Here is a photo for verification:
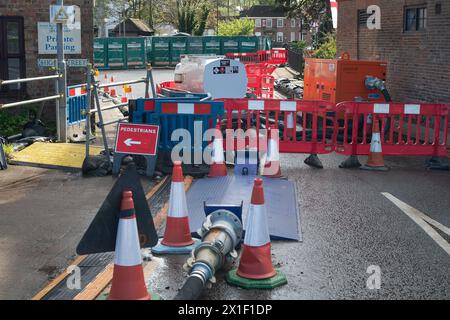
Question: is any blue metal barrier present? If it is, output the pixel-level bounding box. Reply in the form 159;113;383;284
67;84;87;125
131;99;225;155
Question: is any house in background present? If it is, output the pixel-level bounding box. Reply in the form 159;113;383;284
240;5;309;46
110;18;154;37
336;0;449;103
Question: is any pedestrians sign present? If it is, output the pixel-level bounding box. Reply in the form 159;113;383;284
114;123;159;156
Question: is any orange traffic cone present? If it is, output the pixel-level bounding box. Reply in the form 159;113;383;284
262;126;282;178
107;191;152;300
104;73;108;82
227;178;287;289
208;124;227;177
151;161;200;254
360;117;389;171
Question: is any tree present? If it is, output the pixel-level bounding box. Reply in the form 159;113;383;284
218;18;254;36
176;0;211;35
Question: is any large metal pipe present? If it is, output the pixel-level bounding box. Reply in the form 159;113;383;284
174;209;243;300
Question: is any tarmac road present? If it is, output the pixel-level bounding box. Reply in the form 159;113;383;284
147;153;450;300
0;69;448;299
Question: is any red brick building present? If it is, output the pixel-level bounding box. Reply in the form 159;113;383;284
0;0;93;101
336;0;450;103
240;5;309;46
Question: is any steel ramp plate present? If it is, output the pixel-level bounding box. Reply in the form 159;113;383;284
10;142;102;170
186;176;301;241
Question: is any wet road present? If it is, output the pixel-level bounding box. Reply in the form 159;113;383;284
148;154;450;300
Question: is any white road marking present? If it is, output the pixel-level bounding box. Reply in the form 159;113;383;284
382;192;450;256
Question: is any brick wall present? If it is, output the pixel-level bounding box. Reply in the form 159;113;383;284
0;0;93;100
337;0;450;103
253;17;305;45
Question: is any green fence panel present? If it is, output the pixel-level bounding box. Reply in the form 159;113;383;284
203;36;221;55
94;38;108;69
221;37;240;55
126;37;146;69
151;37;171;66
239;36;258;53
187;36;204;55
145;37;152;65
170;37;188;66
107;38;126;69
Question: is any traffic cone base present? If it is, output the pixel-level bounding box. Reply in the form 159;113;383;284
108;265;150;300
263;160;282;178
236;243;276;279
208;161;227;177
152;237;201;255
227;268;287;290
161;216;194;247
98;290;161;300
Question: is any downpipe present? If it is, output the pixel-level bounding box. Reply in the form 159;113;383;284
174;209;243;300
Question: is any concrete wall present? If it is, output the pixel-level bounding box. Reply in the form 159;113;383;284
337;0;450;103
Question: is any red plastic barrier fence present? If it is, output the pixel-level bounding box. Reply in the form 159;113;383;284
225;49;287;65
245;63;277;98
335;102;450;157
219;98;336;154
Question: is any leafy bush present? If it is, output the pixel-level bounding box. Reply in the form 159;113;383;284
289;40;307;52
0;107;36;138
312;33;336;59
218;19;255;36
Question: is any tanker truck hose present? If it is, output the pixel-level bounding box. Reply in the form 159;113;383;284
174;275;207;300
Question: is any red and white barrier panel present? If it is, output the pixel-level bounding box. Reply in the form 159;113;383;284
335;102;450;157
68;86;87;97
160;102;212;115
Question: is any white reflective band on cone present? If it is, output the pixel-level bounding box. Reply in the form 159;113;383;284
244;204;271;246
370;133;382;153
266;137;280;161
114;218;142;266
168;182;188;218
213;137;225;163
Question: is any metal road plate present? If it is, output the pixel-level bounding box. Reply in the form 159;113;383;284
186;176;301;241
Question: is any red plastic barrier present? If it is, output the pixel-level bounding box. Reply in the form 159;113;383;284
335;102;450;157
245;63;277;98
269;48;287;65
219;98;336;154
225;49;287;65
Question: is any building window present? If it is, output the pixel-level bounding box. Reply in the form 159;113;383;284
255;18;261;28
0;16;25;93
277;32;283;43
266;19;272;28
277;18;283;28
358;10;369;27
262;19;266;27
255;32;261;37
291;19;296;28
405;6;427;31
290;32;295;42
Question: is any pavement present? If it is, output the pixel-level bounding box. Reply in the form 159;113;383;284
0;69;449;300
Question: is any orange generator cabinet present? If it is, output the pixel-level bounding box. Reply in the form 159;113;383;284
303;53;387;103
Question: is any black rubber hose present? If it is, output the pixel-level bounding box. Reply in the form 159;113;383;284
173;276;206;300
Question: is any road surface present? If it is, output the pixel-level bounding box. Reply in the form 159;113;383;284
0;69;448;299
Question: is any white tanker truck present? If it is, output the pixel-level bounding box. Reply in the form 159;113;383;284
172;55;248;99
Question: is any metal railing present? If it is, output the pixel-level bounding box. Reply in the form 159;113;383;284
0;69;65;141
